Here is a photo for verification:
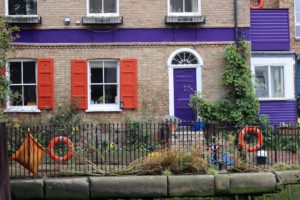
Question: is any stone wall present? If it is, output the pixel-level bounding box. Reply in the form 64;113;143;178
10;171;300;200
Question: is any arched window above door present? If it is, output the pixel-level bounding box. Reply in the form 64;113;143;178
171;51;198;65
168;48;203;66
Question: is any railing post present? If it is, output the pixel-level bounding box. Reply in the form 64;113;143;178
0;122;11;200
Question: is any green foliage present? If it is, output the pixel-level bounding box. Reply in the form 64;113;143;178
0;18;18;122
189;40;259;124
49;101;82;127
125;120;150;151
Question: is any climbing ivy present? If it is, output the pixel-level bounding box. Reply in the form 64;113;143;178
0;18;18;121
189;40;259;124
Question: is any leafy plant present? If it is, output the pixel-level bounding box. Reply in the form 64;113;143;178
0;19;18;122
189;40;259;124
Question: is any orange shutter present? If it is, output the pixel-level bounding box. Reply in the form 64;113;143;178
38;59;54;110
0;67;6;108
71;60;87;110
120;59;138;110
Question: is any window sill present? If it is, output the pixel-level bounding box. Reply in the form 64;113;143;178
5;107;41;113
258;98;295;101
165;15;205;24
4;15;41;24
86;108;122;112
82;16;123;25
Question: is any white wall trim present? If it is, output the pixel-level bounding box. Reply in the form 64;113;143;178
251;56;295;100
168;48;203;116
167;0;201;16
87;0;119;16
87;59;120;112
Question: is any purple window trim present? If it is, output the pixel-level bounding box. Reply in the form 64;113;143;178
13;28;250;44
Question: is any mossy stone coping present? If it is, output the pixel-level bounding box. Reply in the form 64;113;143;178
11;171;300;200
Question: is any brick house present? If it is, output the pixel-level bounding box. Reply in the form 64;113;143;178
9;0;300;125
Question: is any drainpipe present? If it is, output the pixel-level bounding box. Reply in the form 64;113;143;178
234;0;239;45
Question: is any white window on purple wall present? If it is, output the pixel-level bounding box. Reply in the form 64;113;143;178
169;0;201;16
88;0;119;16
251;56;295;101
295;0;300;38
6;0;37;15
255;66;284;98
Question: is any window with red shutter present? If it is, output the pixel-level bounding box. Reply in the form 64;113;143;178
38;59;54;110
120;59;138;110
87;60;120;112
0;67;6;108
6;59;41;112
71;60;88;110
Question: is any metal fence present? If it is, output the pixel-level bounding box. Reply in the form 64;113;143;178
6;121;300;178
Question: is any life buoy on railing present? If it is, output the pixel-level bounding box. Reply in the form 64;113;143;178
48;136;75;161
238;126;263;152
250;0;264;9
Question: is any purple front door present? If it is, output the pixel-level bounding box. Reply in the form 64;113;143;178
174;68;196;121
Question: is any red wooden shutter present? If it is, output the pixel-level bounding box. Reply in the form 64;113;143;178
120;59;138;110
71;60;87;110
0;67;6;108
38;59;54;110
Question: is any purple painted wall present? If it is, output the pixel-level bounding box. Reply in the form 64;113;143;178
13;28;250;43
251;9;290;51
259;101;297;125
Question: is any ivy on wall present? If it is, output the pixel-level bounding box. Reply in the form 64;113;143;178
0;18;18;121
189;40;259;124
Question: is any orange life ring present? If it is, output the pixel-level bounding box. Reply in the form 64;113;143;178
250;0;264;9
239;126;263;152
48;136;74;161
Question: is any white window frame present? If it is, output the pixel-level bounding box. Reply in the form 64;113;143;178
86;59;121;112
5;0;38;17
251;56;295;101
5;59;40;113
87;0;119;17
295;0;300;39
168;0;201;16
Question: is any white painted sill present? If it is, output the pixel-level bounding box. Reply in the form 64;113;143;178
5;106;41;113
258;98;295;101
86;109;122;112
86;105;122;112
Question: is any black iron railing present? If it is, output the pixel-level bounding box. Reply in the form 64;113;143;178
6;122;300;178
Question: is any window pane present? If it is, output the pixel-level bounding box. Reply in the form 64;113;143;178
9;62;22;84
104;66;117;83
185;0;198;12
26;0;37;15
10;86;22;106
170;0;183;12
296;26;300;38
90;0;102;13
23;61;36;83
9;0;37;15
255;67;269;98
91;85;103;104
105;85;117;103
271;66;284;98
24;85;36;106
91;68;103;83
296;12;300;23
104;0;116;13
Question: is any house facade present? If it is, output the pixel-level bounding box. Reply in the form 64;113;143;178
0;0;251;123
249;0;298;124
